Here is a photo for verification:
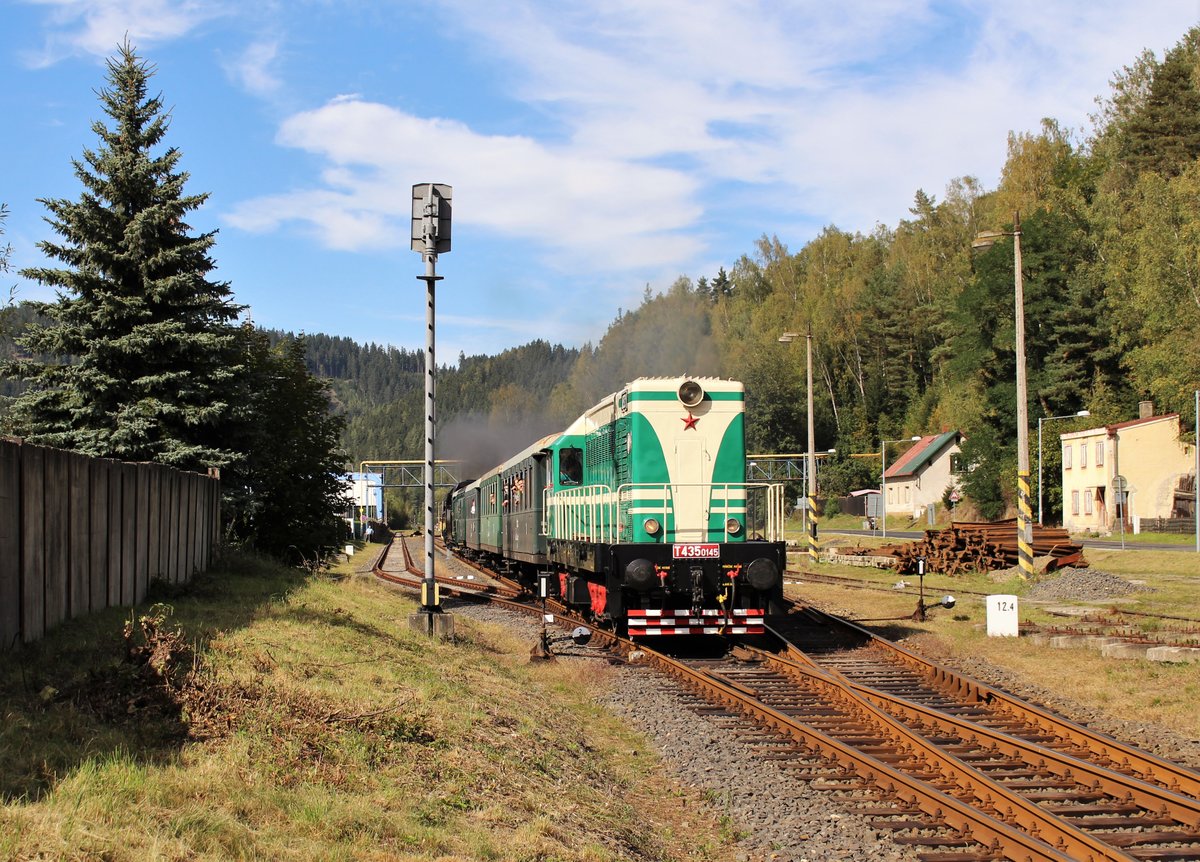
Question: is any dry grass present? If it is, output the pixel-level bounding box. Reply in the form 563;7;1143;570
787;545;1200;739
0;548;741;861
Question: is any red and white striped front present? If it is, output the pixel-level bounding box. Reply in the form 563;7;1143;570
626;608;765;636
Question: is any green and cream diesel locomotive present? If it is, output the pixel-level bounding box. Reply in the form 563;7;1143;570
442;377;787;636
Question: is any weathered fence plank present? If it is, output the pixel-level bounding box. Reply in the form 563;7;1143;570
135;463;150;598
68;451;90;618
146;464;161;583
21;445;46;643
157;466;171;583
106;460;123;607
183;473;196;580
0;440;21;650
44;446;69;630
89;459;109;612
121;464;137;605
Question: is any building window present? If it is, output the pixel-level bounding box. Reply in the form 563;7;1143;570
950;453;965;475
904;486;910;504
1071;490;1080;515
1064;445;1072;469
1079;442;1087;468
1084;492;1093;515
1095;442;1104;466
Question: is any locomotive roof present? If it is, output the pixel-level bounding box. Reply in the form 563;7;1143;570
462;377;745;486
625;376;741;388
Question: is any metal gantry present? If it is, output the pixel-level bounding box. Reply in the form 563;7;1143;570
359;460;462;490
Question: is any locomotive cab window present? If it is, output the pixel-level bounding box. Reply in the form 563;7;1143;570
559;447;583;486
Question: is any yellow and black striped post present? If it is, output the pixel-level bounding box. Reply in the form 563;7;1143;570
807;495;819;564
1017;470;1034;579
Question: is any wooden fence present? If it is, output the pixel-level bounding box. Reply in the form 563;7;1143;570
0;437;221;650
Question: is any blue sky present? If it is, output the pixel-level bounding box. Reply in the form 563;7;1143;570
3;1;1198;362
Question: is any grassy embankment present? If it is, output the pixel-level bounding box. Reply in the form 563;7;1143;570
0;548;742;862
792;521;1200;740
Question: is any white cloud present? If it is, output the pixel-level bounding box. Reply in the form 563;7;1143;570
223;38;281;97
227;97;705;269
228;0;1200;279
21;0;225;66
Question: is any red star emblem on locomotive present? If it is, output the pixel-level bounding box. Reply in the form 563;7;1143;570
681;412;699;430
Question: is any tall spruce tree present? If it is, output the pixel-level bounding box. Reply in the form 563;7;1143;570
7;43;241;470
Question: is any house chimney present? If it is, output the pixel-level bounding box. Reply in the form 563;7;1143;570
1138;400;1154;419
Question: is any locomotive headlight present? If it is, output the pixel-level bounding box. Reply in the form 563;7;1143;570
746;557;779;591
725;517;742;536
677;379;704;408
643;517;661;536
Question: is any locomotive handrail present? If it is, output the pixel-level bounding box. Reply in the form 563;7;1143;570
542;484;616;542
541;481;786;543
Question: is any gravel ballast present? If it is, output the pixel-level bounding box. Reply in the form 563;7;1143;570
1026;567;1152;601
452;601;921;862
404;546;1200;860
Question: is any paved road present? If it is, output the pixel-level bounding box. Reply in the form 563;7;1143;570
827;528;1198;553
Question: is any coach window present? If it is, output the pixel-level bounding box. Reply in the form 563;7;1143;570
559;448;583;486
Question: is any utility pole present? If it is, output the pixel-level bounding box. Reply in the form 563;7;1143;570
1012;212;1033;580
805;333;817;564
972;212;1033;579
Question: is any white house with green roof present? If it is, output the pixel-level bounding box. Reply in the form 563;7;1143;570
883;431;965;518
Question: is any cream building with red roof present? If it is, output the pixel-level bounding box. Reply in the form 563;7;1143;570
1060;406;1195;534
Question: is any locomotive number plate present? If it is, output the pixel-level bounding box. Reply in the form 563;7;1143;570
672;543;719;559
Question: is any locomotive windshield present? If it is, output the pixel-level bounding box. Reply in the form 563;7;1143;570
558;447;582;486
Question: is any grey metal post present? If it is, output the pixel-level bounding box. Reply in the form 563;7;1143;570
421;247;438;608
1037;417;1044;527
880;442;888;540
411;183;451;616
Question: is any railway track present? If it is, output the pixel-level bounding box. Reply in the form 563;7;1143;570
374;538;1200;861
373;534;522;599
787;568;1200;646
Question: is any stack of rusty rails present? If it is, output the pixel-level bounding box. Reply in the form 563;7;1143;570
884;519;1086;575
